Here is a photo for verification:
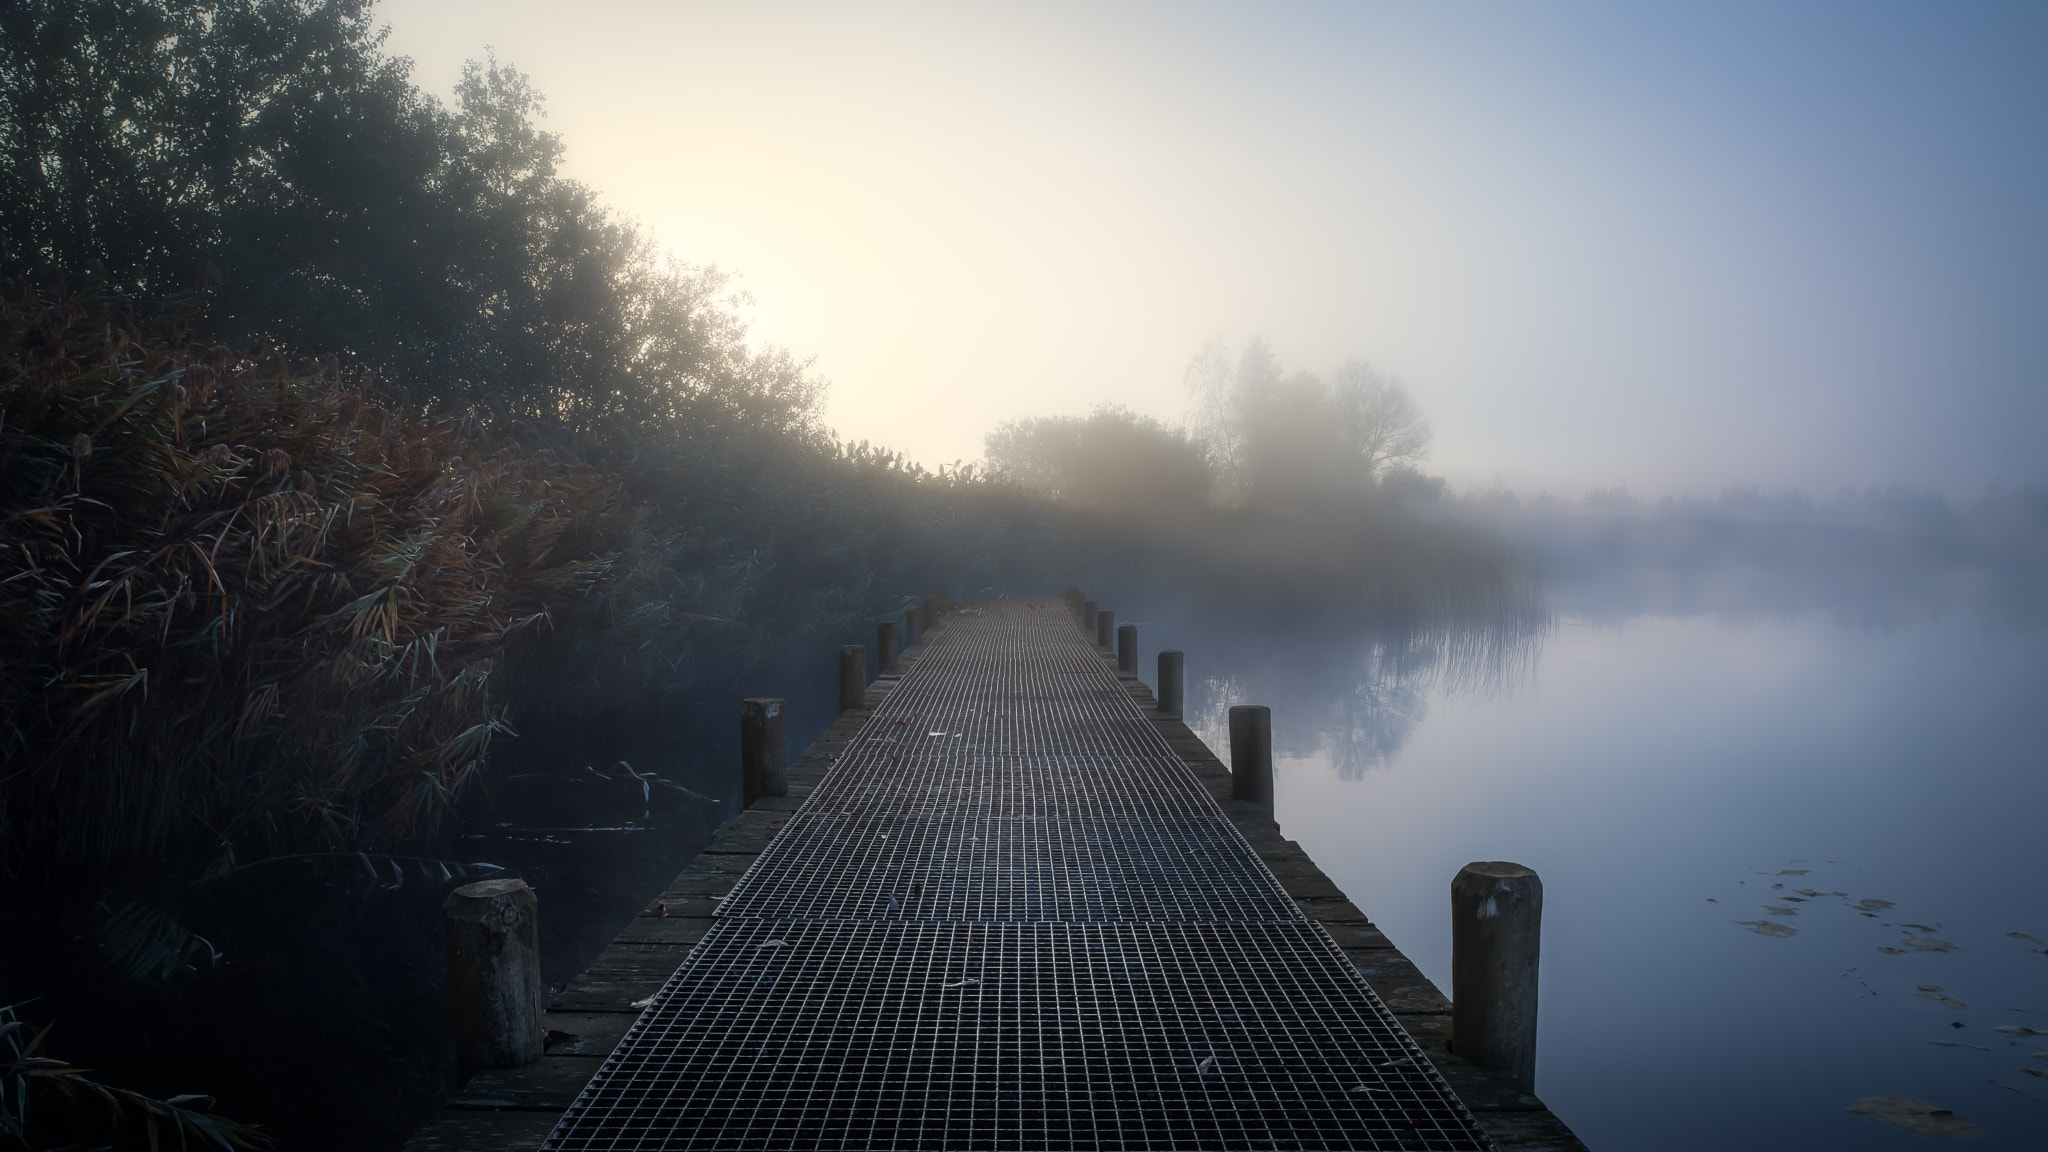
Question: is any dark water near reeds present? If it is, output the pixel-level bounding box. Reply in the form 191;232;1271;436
1126;573;2048;1148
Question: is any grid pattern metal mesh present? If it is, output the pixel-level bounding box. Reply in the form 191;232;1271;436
546;601;1491;1151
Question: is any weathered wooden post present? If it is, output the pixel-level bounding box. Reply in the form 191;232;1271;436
1096;608;1114;649
740;697;787;804
902;609;916;645
1116;623;1138;674
1451;861;1543;1092
1158;651;1184;717
1062;584;1082;612
839;645;866;713
877;620;898;674
1228;705;1273;807
1081;600;1097;632
444;878;544;1081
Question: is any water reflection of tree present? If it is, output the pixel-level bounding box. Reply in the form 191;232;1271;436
1187;608;1546;779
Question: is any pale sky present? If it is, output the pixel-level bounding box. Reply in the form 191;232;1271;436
375;0;2048;498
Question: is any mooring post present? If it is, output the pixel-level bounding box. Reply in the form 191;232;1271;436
1228;705;1274;807
740;698;787;803
1096;609;1114;649
1116;623;1138;674
877;620;898;674
1081;600;1097;633
902;609;915;645
839;645;866;713
1158;651;1184;717
1451;861;1543;1092
444;878;544;1081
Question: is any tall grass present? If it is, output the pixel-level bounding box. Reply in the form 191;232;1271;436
0;268;644;881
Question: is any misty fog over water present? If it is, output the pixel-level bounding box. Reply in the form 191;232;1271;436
1119;498;2048;1149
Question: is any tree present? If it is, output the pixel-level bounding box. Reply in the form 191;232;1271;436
0;0;817;436
1185;338;1431;508
985;405;1212;510
1329;359;1430;477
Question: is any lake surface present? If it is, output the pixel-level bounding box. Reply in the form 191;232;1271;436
1132;594;2048;1149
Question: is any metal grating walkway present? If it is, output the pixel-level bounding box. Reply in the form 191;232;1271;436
544;600;1492;1151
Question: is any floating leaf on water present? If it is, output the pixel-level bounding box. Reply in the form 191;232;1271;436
1845;1093;1981;1137
2008;932;2046;945
1778;869;1810;876
1915;985;1969;1011
2031;1051;2048;1059
2025;1068;2048;1080
1995;1026;2048;1037
1794;889;1822;897
1904;935;1962;953
1764;906;1798;917
1902;923;1940;933
1735;920;1798;938
1856;898;1897;912
1927;1041;1959;1048
1877;947;1909;956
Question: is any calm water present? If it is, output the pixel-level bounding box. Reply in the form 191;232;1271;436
1133;598;2048;1148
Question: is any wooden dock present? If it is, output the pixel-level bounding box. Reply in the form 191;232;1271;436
404;597;1586;1151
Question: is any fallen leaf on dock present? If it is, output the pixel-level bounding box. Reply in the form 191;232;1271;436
941;978;981;989
1375;1056;1416;1068
756;939;786;948
1845;1093;1980;1137
1195;1055;1216;1075
629;996;655;1009
1347;1083;1386;1094
1735;920;1798;938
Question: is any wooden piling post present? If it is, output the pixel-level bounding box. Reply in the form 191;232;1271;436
741;698;787;803
1081;600;1097;632
1451;861;1543;1092
444;878;544;1081
839;645;866;713
1116;623;1137;674
1228;705;1273;807
1158;651;1184;717
1096;608;1114;649
903;609;915;645
877;620;898;674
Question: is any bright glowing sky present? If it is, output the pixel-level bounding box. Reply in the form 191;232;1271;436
375;0;2047;498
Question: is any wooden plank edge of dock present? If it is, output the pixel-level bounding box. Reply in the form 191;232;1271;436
401;599;1590;1152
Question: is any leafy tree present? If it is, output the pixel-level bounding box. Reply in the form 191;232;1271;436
1184;337;1430;508
0;0;816;434
985;405;1212;510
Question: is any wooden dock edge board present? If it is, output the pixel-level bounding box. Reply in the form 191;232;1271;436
402;600;1590;1151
